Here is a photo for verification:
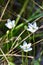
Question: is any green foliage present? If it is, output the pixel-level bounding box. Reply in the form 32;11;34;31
0;0;43;65
8;62;15;65
32;60;40;65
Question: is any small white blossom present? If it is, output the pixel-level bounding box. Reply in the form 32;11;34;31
20;41;32;52
5;19;15;29
27;22;38;33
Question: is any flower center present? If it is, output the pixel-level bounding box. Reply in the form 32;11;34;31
25;46;28;50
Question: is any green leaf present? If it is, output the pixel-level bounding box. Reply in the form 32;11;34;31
8;62;15;65
34;60;40;65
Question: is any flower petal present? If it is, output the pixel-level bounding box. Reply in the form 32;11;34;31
28;23;33;29
5;22;12;29
28;48;32;51
5;19;16;29
12;20;15;27
23;41;27;46
27;43;32;48
7;19;11;23
24;49;29;52
27;28;32;32
33;22;37;27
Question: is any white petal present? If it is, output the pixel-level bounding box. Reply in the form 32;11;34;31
33;22;37;27
24;49;29;52
5;22;12;29
27;28;32;32
28;23;33;29
36;27;38;30
27;43;31;48
30;29;36;33
5;19;16;29
23;41;27;46
32;22;38;30
31;27;38;33
28;48;32;51
20;41;27;50
27;27;35;33
23;47;32;52
12;20;15;27
27;27;38;33
7;19;11;23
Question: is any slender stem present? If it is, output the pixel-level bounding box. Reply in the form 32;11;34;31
32;38;43;46
25;52;28;65
15;0;29;25
10;30;13;49
20;33;32;44
22;51;24;65
0;53;34;59
7;31;9;52
32;0;43;10
1;39;43;62
0;48;9;63
11;30;25;49
0;0;11;21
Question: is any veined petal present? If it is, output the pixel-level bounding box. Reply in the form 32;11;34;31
28;23;33;28
27;22;38;33
32;22;38;30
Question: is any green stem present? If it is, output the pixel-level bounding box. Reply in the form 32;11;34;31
11;30;13;49
25;52;28;65
7;31;9;52
15;0;29;25
22;51;24;65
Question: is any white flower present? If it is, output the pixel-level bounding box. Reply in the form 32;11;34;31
5;19;15;29
27;22;38;33
20;41;32;52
